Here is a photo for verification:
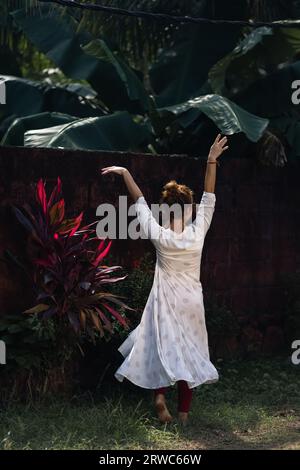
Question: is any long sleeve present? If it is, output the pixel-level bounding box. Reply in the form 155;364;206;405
194;191;216;237
134;196;161;241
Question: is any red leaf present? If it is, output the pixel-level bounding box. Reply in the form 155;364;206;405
69;212;84;236
96;239;105;254
94;307;113;333
48;177;62;209
93;240;112;267
36;179;47;214
49;199;65;226
56;212;83;236
102;302;128;328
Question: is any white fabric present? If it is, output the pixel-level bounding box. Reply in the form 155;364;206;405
114;191;219;389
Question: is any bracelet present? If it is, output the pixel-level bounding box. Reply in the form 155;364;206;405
207;159;220;167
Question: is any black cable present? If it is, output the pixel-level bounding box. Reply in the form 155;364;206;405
38;0;300;28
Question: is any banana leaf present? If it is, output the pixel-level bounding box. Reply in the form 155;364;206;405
161;94;269;142
0;75;103;123
0;75;44;118
64;83;97;100
149;23;242;107
209;26;300;97
1;111;76;146
82;39;149;110
24;111;153;151
206;26;300;155
229;60;300;118
12;5;148;113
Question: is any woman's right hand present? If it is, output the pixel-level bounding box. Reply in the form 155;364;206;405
101;166;143;202
101;166;128;176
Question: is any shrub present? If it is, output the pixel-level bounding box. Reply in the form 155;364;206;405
110;253;155;339
1;177;131;398
9;177;132;338
204;292;241;359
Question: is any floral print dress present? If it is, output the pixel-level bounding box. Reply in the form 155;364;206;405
115;191;219;389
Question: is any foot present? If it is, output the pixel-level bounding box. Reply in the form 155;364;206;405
178;412;189;426
155;394;173;424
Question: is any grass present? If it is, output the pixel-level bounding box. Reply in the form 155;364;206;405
0;358;299;450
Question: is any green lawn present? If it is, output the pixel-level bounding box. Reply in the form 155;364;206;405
1;358;299;450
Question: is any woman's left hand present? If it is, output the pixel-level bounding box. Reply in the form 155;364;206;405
101;166;128;176
208;134;229;162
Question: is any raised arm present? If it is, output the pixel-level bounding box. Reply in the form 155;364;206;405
194;134;229;235
101;166;143;202
101;165;161;241
204;134;228;193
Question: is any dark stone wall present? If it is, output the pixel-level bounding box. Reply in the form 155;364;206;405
0;145;299;328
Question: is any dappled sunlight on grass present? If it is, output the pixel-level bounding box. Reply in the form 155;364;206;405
0;358;299;450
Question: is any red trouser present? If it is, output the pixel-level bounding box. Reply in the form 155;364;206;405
154;380;193;413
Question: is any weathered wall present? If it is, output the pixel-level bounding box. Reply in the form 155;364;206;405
0;145;299;327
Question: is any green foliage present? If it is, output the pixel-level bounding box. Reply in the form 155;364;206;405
205;295;240;338
0;313;58;372
110;253;155;338
23;112;153;151
7;3;271;155
10;177;131;339
1;112;76;146
150;23;241;107
0;311;77;400
2;1;300;163
0;74;104;140
161;94;268;143
82;38;150;111
208;26;300;98
71;0;209;66
0;177;131;398
12;5;147;113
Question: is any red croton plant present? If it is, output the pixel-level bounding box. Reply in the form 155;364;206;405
13;177;131;341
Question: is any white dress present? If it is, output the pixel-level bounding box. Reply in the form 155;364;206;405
114;191;219;389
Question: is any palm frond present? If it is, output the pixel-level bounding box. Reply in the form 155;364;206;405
1;1;39;43
73;0;210;66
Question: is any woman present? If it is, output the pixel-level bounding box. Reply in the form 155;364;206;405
101;134;228;425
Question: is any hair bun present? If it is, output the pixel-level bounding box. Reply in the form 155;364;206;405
160;180;194;207
163;180;179;199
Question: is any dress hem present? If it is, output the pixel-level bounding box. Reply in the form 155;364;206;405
114;371;219;390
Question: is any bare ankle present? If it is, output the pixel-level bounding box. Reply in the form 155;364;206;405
155;396;172;423
155;393;165;403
